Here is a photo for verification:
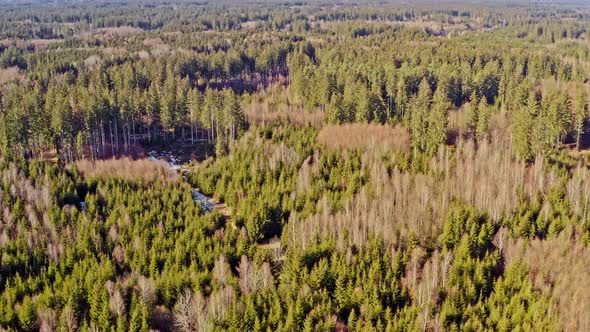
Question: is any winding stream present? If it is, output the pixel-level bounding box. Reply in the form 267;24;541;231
148;150;216;213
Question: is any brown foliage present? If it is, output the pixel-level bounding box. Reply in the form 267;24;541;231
0;39;62;51
72;158;177;181
0;66;23;85
173;289;210;332
246;95;324;128
143;37;171;55
208;286;235;321
317;123;410;152
404;249;452;331
237;255;274;295
503;229;590;332
536;78;585;100
95;26;143;36
136;275;156;311
212;254;231;287
566;165;590;221
285;136;556;251
0;166;57;259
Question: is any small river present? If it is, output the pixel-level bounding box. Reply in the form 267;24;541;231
148;150;216;213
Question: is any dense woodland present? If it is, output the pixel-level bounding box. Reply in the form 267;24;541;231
1;0;590;331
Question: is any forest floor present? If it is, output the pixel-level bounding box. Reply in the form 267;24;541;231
568;148;590;158
39;149;58;162
258;238;285;262
215;202;237;230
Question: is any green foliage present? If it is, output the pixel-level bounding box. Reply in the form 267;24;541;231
484;263;556;331
17;296;36;331
191;125;316;240
505;190;545;238
0;2;589;331
442;201;494;256
475;96;491;141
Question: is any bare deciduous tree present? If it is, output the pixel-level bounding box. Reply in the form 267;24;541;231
212;255;231;287
38;308;57;332
58;305;78;332
137;275;156;311
174;288;210;332
208;286;235;321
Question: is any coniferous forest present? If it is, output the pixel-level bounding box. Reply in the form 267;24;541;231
1;0;590;331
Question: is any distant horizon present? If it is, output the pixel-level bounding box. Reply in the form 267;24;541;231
0;1;589;331
0;0;588;6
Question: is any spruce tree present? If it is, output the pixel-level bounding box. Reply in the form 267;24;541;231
409;79;432;156
427;86;451;156
476;96;490;141
574;88;588;150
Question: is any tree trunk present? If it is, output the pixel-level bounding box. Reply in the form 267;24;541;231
90;134;95;161
122;123;127;154
109;121;115;158
132;119;137;146
101;120;106;158
114;117;119;156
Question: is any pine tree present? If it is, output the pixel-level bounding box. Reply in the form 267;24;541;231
128;295;143;332
465;91;479;138
187;88;203;144
318;71;337;111
18;297;37;332
355;85;371;123
175;77;190;141
409;79;432;156
369;91;387;124
222;89;245;141
426;86;451;156
326;94;346;124
574;87;588;150
342;77;358;122
160;77;177;140
512;91;538;161
384;66;398;120
98;290;113;331
89;284;104;325
146;84;159;142
202;88;219;142
476;97;490;141
396;75;408;119
534;91;571;155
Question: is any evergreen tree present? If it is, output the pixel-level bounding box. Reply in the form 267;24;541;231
476;96;491;141
355;85;371;123
18;297;37;332
574;87;588;150
188;88;203;143
512;91;538;161
160;77;177;140
426;86;451;156
409;79;432;156
222;89;246;141
326;94;346;125
465;91;479;138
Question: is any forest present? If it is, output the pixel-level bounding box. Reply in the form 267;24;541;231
0;0;590;331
